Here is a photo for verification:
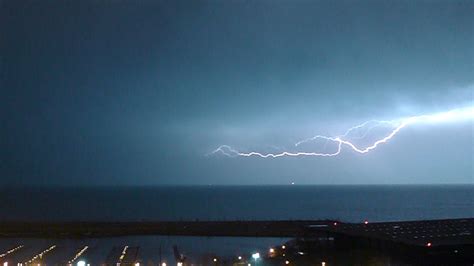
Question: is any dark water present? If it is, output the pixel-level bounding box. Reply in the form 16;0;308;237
0;185;472;222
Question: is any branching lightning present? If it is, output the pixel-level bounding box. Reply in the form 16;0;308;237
210;106;474;158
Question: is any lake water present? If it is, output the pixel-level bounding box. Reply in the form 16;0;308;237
0;185;472;222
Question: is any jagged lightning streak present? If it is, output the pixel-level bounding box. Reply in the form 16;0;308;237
294;120;398;147
210;106;474;158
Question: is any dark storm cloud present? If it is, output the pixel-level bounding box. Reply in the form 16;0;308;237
1;0;472;185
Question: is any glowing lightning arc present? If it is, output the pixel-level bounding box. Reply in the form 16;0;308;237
210;106;474;158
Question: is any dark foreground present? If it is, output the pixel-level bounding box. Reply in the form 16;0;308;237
0;218;473;265
0;220;320;238
1;218;472;246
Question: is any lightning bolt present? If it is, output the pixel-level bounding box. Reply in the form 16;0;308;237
210;106;474;158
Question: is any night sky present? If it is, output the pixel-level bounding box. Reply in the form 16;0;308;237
1;0;473;185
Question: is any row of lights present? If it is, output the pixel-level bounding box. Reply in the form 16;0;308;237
67;246;89;265
0;246;24;258
118;246;129;263
279;245;291;264
4;244;332;266
8;236;431;265
23;245;56;265
362;220;433;248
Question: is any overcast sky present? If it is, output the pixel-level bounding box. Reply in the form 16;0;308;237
1;0;473;185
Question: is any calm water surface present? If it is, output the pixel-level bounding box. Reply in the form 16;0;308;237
0;185;472;222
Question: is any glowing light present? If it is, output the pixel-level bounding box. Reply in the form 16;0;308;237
161;263;167;266
238;256;242;260
68;246;88;264
322;262;326;266
252;253;260;260
0;245;24;258
427;242;432;247
269;248;275;253
4;262;8;266
285;260;290;265
118;246;128;263
24;245;56;264
77;261;85;266
281;245;286;249
211;106;474;158
364;220;369;225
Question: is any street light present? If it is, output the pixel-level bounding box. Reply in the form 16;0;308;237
252;253;260;260
252;253;260;265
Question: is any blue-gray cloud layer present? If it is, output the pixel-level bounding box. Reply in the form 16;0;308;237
1;0;473;185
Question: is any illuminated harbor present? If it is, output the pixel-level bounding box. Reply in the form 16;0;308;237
0;218;472;265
